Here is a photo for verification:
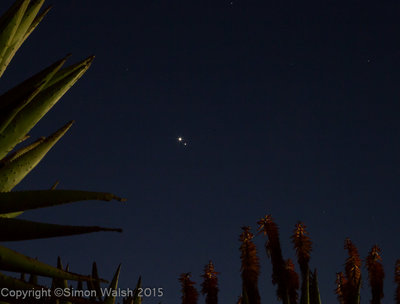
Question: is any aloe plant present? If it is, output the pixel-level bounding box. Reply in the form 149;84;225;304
179;216;400;304
179;273;199;304
292;223;312;304
201;260;219;304
366;245;384;304
257;215;290;304
0;0;127;299
343;239;362;304
239;226;261;304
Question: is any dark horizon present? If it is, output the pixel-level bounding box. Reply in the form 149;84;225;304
1;0;400;303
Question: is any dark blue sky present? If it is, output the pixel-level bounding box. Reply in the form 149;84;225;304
2;0;400;303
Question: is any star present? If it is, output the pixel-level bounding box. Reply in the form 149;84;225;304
177;137;183;142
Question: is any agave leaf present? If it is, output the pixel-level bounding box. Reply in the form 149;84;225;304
0;121;73;194
133;276;142;304
123;277;142;304
13;57;91;127
91;262;103;301
0;137;45;165
0;55;90;160
0;55;68;159
0;0;29;77
300;268;310;304
51;256;68;289
0;0;46;74
0;245;106;282
56;257;73;304
103;264;122;304
0;55;67;113
0;189;126;214
0;270;47;290
18;134;30;143
0;85;43;134
86;262;101;301
0;217;122;241
22;5;51;42
42;55;94;90
309;269;321;304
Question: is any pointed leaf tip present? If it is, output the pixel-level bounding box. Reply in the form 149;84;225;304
104;264;122;304
49;120;74;139
0;190;127;214
110;228;123;233
82;55;95;66
114;195;127;202
0;218;123;241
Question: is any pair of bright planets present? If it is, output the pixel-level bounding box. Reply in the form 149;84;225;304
177;137;188;146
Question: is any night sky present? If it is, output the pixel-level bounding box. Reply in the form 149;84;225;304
1;0;400;303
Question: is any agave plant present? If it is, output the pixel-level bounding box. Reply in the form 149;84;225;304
0;0;128;301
